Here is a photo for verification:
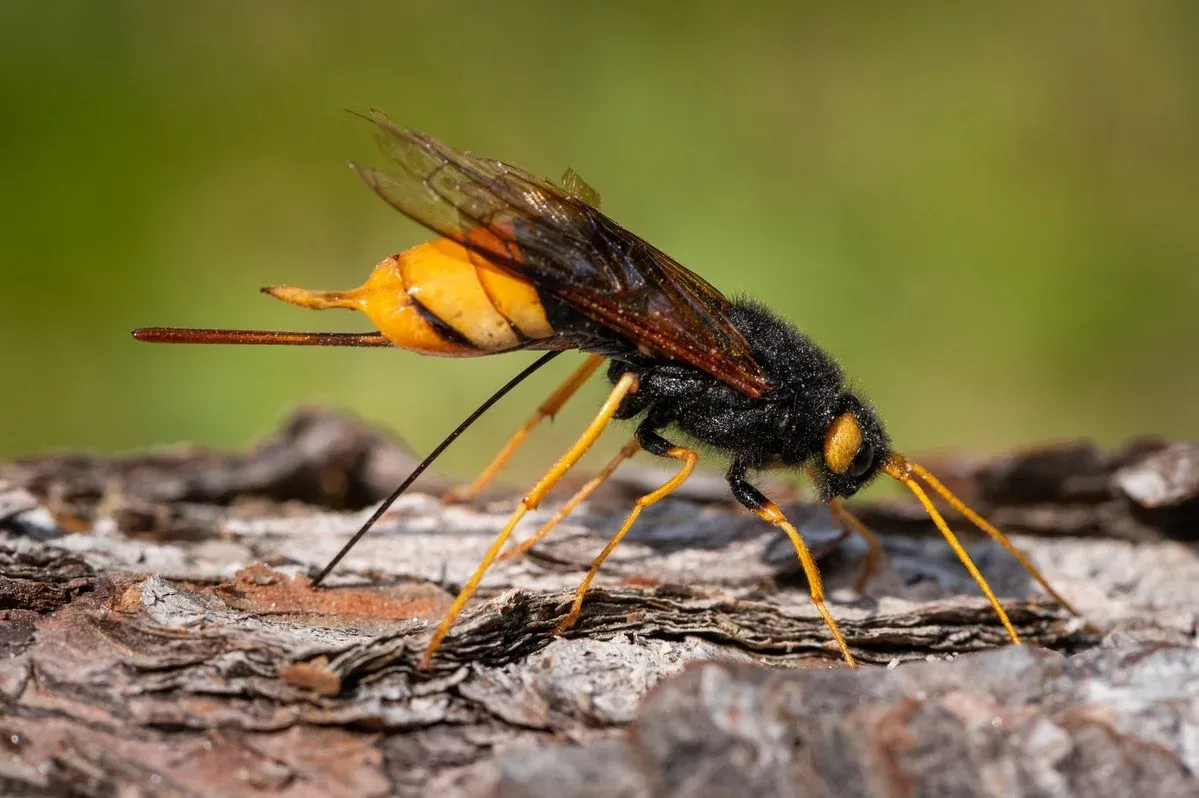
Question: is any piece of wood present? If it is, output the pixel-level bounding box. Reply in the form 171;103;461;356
1;409;1196;796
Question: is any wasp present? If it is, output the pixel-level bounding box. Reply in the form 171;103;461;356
134;109;1079;667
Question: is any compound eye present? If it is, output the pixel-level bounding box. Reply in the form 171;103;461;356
824;412;864;475
847;440;875;478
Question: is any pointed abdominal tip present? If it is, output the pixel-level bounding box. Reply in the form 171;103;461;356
262;284;360;311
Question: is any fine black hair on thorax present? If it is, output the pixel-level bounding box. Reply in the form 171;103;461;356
606;298;891;503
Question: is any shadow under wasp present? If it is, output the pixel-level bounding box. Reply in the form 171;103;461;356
134;109;1080;667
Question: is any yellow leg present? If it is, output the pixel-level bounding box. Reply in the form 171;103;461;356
422;372;638;667
553;445;698;635
803;465;884;595
500;438;641;562
902;458;1080;617
755;499;857;667
828;499;884;595
443;354;606;503
882;455;1021;645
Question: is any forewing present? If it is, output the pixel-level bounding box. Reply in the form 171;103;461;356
352;109;771;396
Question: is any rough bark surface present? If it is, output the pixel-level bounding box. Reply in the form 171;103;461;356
0;408;1196;797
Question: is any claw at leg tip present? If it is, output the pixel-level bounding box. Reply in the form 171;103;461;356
552;613;579;637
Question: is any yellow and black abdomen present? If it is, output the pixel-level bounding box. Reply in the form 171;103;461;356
265;238;556;356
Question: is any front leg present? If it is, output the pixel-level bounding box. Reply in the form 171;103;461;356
727;460;857;667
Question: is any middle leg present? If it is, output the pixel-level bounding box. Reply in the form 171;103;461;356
553;426;697;635
500;437;642;562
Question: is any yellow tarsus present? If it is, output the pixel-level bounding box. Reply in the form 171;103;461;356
553;446;698;635
756;501;857;667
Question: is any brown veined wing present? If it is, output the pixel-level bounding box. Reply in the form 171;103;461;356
350;109;772;398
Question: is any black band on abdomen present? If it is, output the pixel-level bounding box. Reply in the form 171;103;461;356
409;295;477;349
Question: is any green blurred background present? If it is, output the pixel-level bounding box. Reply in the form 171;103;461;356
2;2;1197;484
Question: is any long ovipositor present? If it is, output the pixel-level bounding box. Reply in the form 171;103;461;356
265;237;555;356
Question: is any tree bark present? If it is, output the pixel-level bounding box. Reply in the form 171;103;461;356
1;409;1196;796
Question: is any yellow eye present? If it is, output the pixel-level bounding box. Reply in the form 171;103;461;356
824;412;864;474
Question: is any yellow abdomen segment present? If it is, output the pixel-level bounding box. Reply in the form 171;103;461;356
264;238;554;356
